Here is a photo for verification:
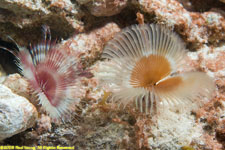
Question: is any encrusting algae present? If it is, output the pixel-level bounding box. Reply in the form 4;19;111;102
96;23;215;115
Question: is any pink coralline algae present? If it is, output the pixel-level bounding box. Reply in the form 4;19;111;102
59;22;121;66
134;0;225;49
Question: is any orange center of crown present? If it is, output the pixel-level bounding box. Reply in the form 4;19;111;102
155;76;182;92
130;54;172;90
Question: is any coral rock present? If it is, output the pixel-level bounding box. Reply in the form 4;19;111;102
36;114;52;134
78;0;128;17
148;110;203;149
197;45;225;91
133;0;225;49
3;73;30;99
0;0;84;45
60;22;121;66
0;84;38;141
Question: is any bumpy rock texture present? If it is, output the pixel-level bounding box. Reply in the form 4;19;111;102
132;0;225;50
0;0;225;149
0;0;84;45
77;0;129;17
0;84;37;141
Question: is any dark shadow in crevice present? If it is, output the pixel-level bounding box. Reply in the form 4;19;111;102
80;4;155;35
2;128;36;146
178;0;225;12
0;38;21;75
0;14;75;46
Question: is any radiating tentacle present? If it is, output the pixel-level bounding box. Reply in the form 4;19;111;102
96;24;215;115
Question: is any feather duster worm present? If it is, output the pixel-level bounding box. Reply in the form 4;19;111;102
97;24;215;114
6;26;90;119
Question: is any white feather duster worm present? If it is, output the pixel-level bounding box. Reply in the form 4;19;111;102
96;24;215;114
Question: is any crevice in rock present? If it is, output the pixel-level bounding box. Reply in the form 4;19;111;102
0;38;20;75
178;0;225;12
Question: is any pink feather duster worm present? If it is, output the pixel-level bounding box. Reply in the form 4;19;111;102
14;26;91;119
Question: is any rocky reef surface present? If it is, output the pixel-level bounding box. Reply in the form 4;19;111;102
0;0;225;149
